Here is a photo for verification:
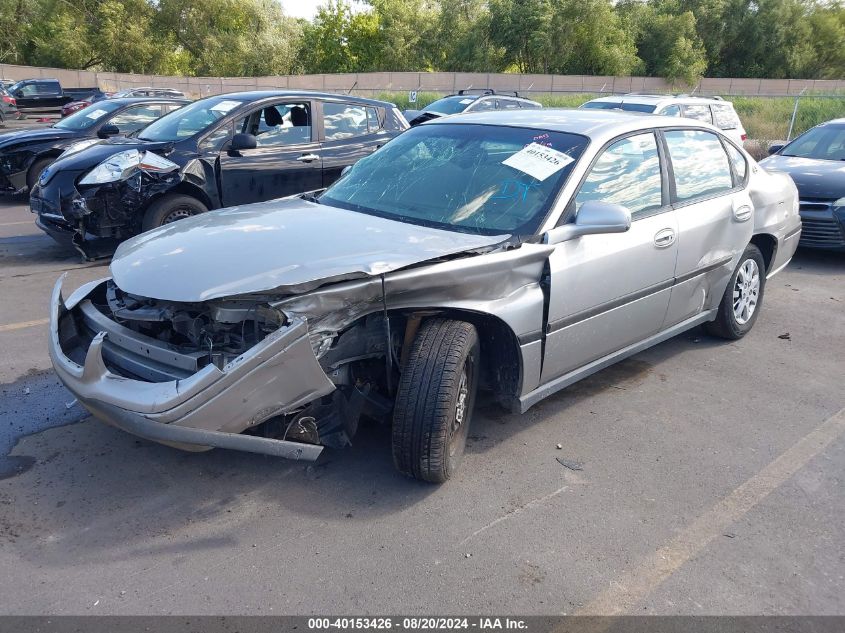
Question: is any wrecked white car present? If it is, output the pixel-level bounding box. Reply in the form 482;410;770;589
49;110;801;482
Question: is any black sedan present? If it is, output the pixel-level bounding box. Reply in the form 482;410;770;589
0;98;188;194
760;118;845;251
32;91;408;259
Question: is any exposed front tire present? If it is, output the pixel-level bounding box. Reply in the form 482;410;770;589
706;244;766;340
392;318;479;483
26;157;53;192
142;194;208;232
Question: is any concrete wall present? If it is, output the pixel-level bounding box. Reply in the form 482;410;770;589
1;63;843;99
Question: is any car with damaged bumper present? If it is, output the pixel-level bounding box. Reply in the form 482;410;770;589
49;110;801;483
33;90;408;259
0;97;186;195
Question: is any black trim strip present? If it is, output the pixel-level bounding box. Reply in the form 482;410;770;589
785;225;801;240
544;255;734;336
518;330;543;345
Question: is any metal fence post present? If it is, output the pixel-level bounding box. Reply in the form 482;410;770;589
786;88;806;141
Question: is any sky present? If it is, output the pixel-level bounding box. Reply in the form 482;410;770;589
279;0;367;20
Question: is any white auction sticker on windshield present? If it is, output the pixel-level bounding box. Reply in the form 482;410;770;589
502;143;574;181
459;98;474;104
210;100;242;114
85;109;108;119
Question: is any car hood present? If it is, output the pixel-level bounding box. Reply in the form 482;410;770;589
110;198;511;302
759;155;845;199
0;127;77;150
47;136;175;172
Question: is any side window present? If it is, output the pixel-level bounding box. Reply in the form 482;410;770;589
469;98;495;112
659;105;681;117
497;99;521;110
681;104;713;124
323;102;369;141
574;132;663;217
249;102;312;146
108;104;163;133
712;104;740;130
665;130;734;201
366;107;380;132
723;142;747;183
18;83;38;97
519;100;541;110
37;81;61;95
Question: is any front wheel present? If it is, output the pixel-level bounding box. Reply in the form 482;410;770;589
141;194;208;232
26;157;53;192
706;244;766;340
392;318;479;483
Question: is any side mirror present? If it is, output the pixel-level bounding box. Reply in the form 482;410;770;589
230;133;257;152
544;200;632;245
767;143;785;155
98;124;120;139
340;165;352;178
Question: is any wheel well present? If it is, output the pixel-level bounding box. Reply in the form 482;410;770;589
155;183;214;211
750;233;777;273
425;309;522;405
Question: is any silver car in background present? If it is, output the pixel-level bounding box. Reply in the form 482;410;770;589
48;110;801;483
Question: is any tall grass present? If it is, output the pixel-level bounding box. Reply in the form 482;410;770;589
373;91;845;141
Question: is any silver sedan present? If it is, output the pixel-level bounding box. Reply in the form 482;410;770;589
48;110;801;482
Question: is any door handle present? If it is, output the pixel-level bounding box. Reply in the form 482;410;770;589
654;228;676;248
297;153;320;163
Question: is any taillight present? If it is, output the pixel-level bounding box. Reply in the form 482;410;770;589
741;134;747;141
1;95;14;105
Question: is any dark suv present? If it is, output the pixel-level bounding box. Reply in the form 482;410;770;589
32;91;408;259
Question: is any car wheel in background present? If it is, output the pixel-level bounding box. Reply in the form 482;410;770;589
392;318;479;483
26;157;54;192
706;243;766;340
142;194;208;231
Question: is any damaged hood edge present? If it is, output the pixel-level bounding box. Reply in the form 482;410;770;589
110;197;512;302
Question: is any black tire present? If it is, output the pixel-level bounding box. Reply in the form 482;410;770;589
26;157;53;192
392;318;479;483
705;244;766;340
141;194;208;232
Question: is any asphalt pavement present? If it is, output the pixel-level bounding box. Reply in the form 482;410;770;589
0;197;843;615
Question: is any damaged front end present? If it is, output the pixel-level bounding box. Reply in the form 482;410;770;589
32;148;186;260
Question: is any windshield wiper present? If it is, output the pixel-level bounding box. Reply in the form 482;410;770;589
300;192;322;204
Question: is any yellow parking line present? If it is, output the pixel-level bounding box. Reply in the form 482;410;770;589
0;220;34;227
573;405;845;618
0;318;49;332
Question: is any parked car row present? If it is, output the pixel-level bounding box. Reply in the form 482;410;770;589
62;86;187;117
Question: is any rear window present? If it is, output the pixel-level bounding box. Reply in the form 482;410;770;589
712;104;740;130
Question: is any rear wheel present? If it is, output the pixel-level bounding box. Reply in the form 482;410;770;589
141;194;208;232
26;157;53;192
392;318;479;483
706;244;766;340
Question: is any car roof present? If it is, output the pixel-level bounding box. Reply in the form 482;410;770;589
205;90;398;108
587;94;732;106
427;108;724;141
104;97;192;105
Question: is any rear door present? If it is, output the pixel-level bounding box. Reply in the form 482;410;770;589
218;99;323;206
661;129;753;327
318;101;389;187
542;131;678;382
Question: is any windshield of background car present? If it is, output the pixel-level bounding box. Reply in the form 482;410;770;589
421;96;476;115
321;123;588;236
781;125;845;161
582;101;656;113
137;96;243;142
53;100;124;130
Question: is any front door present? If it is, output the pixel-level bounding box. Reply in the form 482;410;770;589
218;100;323;207
542;131;678;383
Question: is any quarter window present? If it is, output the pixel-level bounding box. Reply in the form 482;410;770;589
324;102;369;141
712;104;740;130
681;104;713;124
575;133;663;216
665;130;734;201
724;142;747;183
366;107;380;132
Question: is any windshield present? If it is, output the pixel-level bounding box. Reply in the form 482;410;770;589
781;125;845;161
321;123;588;236
137;95;243;142
53;100;124;130
582;101;657;113
421;96;477;115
